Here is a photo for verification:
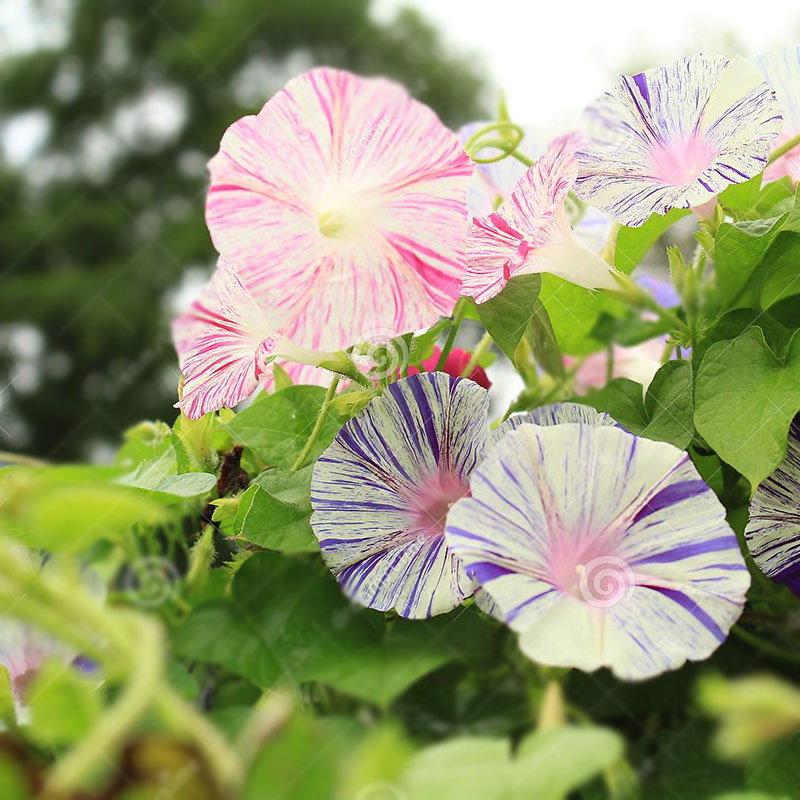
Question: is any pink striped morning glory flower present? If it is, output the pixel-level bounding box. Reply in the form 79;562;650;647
757;46;800;183
574;54;782;227
457;122;612;252
446;418;749;680
462;135;618;305
205;67;473;355
745;416;800;594
172;258;329;418
310;372;489;618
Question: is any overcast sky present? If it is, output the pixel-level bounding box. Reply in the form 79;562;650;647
376;0;800;130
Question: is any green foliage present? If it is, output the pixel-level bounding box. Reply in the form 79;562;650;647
614;209;691;272
401;726;623;800
223;386;343;469
694;328;800;490
27;662;102;748
475;274;542;363
173;552;479;706
577;360;694;449
233;467;317;552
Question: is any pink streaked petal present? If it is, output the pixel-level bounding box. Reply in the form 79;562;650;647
464;136;614;303
206;67;473;352
173;259;280;418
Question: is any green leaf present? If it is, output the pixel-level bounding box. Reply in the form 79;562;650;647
756;233;800;308
243;715;360;800
746;733;800;797
614;209;691;273
694;309;794;370
577;379;648;432
27;662;102;747
576;361;693;449
1;478;168;552
117;450;216;498
718;174;795;220
713;187;800;309
223;386;343;469
540;276;627;356
234;467;318;553
524;300;564;378
114;420;172;470
271;362;294;391
0;754;32;800
514;726;624;799
400;726;622;800
173;552;460;706
475;274;541;362
694;327;800;490
401;737;509;800
641;360;694;449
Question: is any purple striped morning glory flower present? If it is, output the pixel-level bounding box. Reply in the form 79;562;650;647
310;372;489;618
446;419;749;680
745;416;800;594
574;54;782;227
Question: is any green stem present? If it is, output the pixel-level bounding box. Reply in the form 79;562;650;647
318;353;371;389
0;543;243;795
291;375;342;470
185;525;215;596
46;617;163;793
732;626;800;663
768;131;800;165
436;298;468;370
605;343;615;383
509;149;533;167
460;332;493;378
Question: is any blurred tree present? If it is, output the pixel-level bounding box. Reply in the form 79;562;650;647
0;0;489;460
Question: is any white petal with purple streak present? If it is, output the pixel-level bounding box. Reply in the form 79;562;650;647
311;372;488;618
575;54;782;227
745;416;800;594
446;423;748;680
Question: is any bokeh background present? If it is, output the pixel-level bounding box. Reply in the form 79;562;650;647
1;0;799;462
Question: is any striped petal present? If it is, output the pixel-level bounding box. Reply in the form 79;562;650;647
575;54;782;226
757;46;800;183
745;416;800;593
446;424;748;680
172;259;283;418
497;402;617;440
206;67;473;353
478;402;617;617
463;136;617;304
310;372;489;618
458;123;613;252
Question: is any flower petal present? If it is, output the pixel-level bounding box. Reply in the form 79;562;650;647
446;423;748;679
172;259;278;418
311;372;488;618
207;67;473;352
745;415;800;593
758;46;800;183
464;136;616;303
575;54;782;226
